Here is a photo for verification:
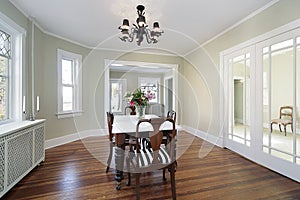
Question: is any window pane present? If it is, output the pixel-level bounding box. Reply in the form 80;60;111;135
63;86;73;111
0;55;8;120
139;78;159;103
62;59;73;85
0;30;11;59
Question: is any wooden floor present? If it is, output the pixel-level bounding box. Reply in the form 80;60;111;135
2;131;300;200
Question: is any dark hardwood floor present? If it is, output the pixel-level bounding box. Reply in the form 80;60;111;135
2;131;300;200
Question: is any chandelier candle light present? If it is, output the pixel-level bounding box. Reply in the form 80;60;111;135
118;5;163;46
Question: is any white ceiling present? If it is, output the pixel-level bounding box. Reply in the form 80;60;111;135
10;0;275;56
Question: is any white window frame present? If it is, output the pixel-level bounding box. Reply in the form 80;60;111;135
0;11;25;124
57;49;82;119
138;77;160;104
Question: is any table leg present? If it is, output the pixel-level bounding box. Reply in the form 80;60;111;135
114;134;126;190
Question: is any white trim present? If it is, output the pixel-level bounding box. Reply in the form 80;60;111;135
0;10;25;124
31;19;35;117
45;129;107;149
181;125;223;148
0;10;26;35
185;0;280;56
221;18;300;56
104;59;179;126
57;49;83;118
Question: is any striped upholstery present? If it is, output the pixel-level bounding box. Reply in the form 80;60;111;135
126;117;177;200
128;146;171;170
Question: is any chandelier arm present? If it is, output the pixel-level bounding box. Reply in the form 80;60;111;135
118;5;162;45
127;27;136;42
145;28;154;44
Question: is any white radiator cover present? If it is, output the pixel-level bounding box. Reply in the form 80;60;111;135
0;119;45;198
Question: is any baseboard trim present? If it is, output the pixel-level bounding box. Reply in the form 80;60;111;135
45;125;223;150
181;125;223;148
45;129;107;149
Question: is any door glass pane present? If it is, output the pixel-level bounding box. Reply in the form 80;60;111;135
111;82;122;113
245;58;250;141
270;46;293;156
271;39;293;51
297;44;300;163
263;53;270;150
228;52;251;146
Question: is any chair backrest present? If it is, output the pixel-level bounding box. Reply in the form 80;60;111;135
136;117;176;164
106;112;114;141
279;106;293;121
146;103;165;117
167;110;176;123
125;106;136;115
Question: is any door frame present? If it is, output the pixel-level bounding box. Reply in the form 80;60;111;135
220;18;300;182
104;59;179;124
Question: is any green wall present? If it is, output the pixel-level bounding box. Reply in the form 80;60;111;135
2;0;300;140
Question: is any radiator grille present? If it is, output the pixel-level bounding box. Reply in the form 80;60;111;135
0;142;5;193
7;130;33;186
34;126;45;163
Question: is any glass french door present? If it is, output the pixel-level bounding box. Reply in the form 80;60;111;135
222;23;300;182
224;47;254;148
257;28;300;164
110;79;127;114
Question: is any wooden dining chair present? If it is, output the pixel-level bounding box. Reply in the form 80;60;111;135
105;112;135;173
126;117;177;200
271;106;293;136
106;112;115;173
167;110;177;123
162;110;177;180
124;106;136;115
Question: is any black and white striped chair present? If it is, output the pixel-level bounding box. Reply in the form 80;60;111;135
126;117;177;200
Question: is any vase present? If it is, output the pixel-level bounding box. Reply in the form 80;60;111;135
136;106;146;118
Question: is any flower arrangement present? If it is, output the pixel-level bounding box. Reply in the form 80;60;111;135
125;89;149;107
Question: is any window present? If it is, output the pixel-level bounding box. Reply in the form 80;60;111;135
57;49;82;118
139;77;160;103
0;12;24;124
0;30;10;121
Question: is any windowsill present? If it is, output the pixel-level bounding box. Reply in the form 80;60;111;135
0;119;46;137
56;110;84;119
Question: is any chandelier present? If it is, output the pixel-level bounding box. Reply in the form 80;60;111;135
118;5;163;46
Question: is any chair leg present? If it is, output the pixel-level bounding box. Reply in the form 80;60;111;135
162;169;167;181
136;173;141;200
284;125;287;136
126;157;131;186
169;163;176;200
279;124;282;132
106;142;113;173
270;123;273;133
126;172;131;186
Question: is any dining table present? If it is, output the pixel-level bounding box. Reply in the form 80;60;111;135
111;114;175;190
